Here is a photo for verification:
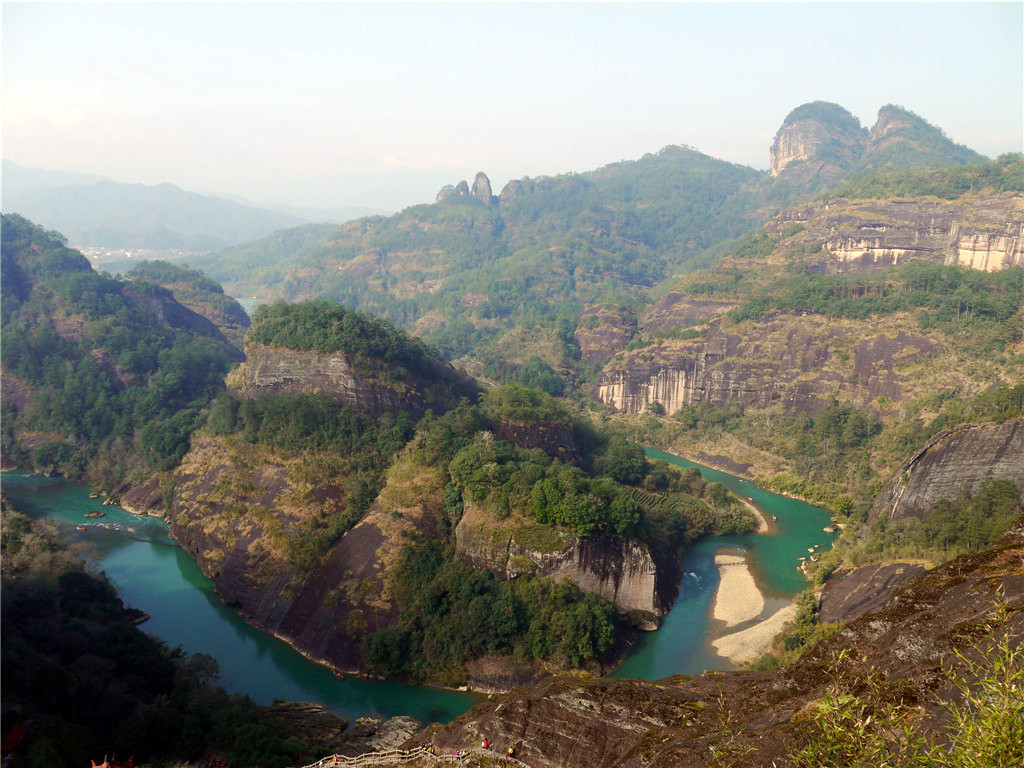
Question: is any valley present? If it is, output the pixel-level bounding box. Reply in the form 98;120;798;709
2;100;1022;767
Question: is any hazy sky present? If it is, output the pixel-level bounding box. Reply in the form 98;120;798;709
4;2;1022;211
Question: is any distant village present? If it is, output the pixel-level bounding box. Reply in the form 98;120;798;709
78;245;198;266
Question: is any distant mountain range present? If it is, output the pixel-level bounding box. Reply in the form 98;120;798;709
184;101;1001;358
0;160;388;252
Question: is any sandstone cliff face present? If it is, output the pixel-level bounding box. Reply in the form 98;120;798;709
414;517;1024;767
593;314;938;416
233;342;478;420
870;419;1024;523
769;103;867;181
455;504;668;616
771;194;1024;273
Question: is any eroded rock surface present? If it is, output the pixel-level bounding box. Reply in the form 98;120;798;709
593;314;938;415
455;504;668;616
234;342;478;421
817;562;926;624
871;419;1024;523
771;194;1024;273
412;517;1024;767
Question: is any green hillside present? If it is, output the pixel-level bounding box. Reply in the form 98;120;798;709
0;214;240;485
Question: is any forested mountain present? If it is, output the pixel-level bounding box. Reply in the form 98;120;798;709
164;300;756;687
125;260;252;351
0;214;241;488
188;146;766;359
187;102;996;363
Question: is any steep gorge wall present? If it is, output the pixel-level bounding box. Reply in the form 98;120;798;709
870;419;1024;523
593;315;938;416
772;194;1024;273
415;518;1024;768
168;434;430;672
455;504;669;616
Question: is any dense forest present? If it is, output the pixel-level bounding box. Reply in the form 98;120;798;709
0;501;320;768
357;388;756;684
1;215;240;486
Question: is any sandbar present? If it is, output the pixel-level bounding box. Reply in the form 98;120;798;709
712;601;797;665
743;499;769;533
712;553;765;628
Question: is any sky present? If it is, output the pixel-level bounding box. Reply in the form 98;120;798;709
3;2;1022;212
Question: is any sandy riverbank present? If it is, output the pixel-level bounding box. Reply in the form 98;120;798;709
712;553;765;627
712;601;796;665
711;550;795;666
743;499;770;533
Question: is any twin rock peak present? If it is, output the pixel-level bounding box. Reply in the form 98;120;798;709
435;172;493;204
435;102;980;205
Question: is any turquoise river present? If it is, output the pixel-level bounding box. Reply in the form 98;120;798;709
1;448;834;722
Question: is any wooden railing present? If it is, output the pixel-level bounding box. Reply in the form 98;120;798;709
298;745;530;768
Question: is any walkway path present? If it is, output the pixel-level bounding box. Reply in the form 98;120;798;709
300;745;530;768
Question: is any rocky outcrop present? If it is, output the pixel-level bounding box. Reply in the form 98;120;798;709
769;102;867;182
870;419;1024;523
437;174;494;205
574;305;638;365
233;342;478;421
770;102;981;188
771;194;1024;273
816;562;926;624
455;504;668;616
593;314;939;415
498;179;524;203
168;434;437;673
412;517;1024;767
470;172;493;204
639;296;735;336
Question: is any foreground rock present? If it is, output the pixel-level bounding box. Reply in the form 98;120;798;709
817;561;926;624
409;516;1024;767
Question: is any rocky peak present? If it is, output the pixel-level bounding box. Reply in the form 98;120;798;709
499;178;525;203
471;172;493;203
769;101;868;180
437;175;493;204
870;104;921;144
863;104;981;169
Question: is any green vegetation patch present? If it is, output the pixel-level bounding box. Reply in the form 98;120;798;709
1;214;238;480
248;299;439;373
512;523;571;554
